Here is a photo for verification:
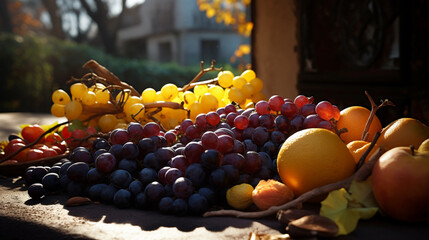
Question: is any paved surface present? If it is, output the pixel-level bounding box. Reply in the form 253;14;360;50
1;113;429;240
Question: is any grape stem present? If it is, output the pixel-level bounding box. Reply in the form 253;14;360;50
361;91;395;141
181;60;223;92
0;120;71;163
203;135;385;219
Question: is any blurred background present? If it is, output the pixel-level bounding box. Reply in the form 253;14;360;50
0;0;428;125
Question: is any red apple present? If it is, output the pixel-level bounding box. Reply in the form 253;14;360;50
372;146;429;222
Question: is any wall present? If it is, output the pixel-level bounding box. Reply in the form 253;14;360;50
253;0;299;99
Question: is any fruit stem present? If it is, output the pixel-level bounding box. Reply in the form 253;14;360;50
410;145;415;156
181;60;223;92
355;131;380;171
361;91;395;141
203;148;386;219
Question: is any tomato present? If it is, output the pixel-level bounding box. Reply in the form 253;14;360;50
6;143;29;162
26;149;44;162
45;133;63;144
21;125;45;143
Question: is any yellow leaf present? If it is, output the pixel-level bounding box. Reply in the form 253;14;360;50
320;179;379;236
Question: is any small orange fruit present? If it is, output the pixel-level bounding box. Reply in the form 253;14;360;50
277;128;356;196
346;140;379;164
336;106;382;144
252;179;294;210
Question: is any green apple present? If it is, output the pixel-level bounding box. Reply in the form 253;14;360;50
372;146;429;222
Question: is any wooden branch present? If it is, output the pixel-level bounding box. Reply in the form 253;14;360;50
181;60;222;92
203;146;386;219
82;60;140;97
361;91;395;141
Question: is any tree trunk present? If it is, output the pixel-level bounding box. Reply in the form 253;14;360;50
80;0;127;56
0;0;14;33
41;0;65;39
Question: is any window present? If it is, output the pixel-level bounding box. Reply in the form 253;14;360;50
158;42;172;63
201;40;219;63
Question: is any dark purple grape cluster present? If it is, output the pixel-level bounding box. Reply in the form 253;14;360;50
25;94;340;215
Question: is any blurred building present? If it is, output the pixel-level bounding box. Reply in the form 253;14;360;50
117;0;249;66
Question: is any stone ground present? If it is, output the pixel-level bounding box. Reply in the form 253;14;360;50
0;113;428;240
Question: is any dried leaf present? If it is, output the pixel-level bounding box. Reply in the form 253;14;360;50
320;178;378;236
65;196;92;207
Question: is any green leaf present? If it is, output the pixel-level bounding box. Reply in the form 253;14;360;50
320;178;379;236
67;119;85;132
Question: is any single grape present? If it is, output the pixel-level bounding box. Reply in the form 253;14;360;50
268;95;284;112
172;177;194;199
28;183;45;199
155;147;175;166
164;131;177;146
95;152;117;173
67;162;89;182
173;198;188;216
217;135;235;154
318;120;333;130
113;189;132;208
200;149;222;170
100;184;118;203
274;115;289;132
234;115;249;130
92;138;111;151
244;139;258;152
209;168;228;189
225;112;237;127
224;104;237;114
290;115;305;133
110;129;130;145
143;122;161;137
122;141;140;159
87;168;105;185
315;101;335;121
270;130;286;145
294;95;311;109
240;108;254;117
255;100;270;115
88;183;107;201
52;89;71;105
218;71;234;88
118;158;138;173
221;164;240;186
180;119;194;133
144;181;165;204
158;197;174;214
157;166;170;185
110;169;132;189
232;139;245;154
300;103;316;117
169;155;188;174
206;111;221;126
280;102;299;119
41;173;60;192
248;112;260;128
261;141;277;159
188;193;208;214
185;125;200;140
201;131;219;149
303;114;323;129
243;151;262;174
127;122;145;142
138;138;157;155
258;114;275;129
185;163;207;188
165;168;183;186
214;128;235;138
198;187;216;205
332;105;341;121
134;192;148;209
252;126;269;147
231;127;243;141
183;142;204;164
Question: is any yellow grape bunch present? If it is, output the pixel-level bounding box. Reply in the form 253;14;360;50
50;69;265;133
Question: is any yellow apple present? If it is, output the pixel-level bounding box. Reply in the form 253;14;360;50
418;138;429;153
372;146;429;221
